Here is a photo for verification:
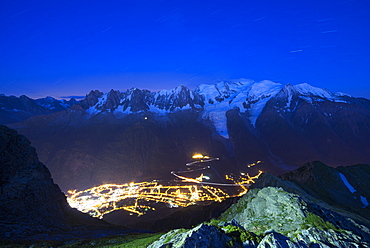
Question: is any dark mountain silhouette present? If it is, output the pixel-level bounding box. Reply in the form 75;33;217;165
0;94;78;125
0;125;124;241
278;161;370;219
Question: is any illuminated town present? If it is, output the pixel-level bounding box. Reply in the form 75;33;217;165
66;154;263;218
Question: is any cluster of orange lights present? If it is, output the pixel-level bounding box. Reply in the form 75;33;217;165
67;181;230;218
66;154;263;218
192;154;210;159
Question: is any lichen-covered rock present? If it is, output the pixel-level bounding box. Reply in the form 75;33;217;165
243;240;258;248
296;227;369;248
256;228;369;248
251;172;370;241
220;187;308;235
148;224;232;248
257;232;300;248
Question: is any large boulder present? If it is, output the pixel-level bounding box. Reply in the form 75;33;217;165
220;187;308;235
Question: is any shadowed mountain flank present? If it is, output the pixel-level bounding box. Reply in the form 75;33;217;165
0;125;118;241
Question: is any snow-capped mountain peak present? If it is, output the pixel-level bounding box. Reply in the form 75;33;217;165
248;80;282;98
294;83;335;99
195;80;284;137
79;80;359;139
195;79;254;104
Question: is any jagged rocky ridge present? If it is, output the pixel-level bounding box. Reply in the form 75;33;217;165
0;94;77;124
0;125;125;241
149;183;370;247
35;96;78;112
4;80;370;191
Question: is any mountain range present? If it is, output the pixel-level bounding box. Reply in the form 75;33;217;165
1;80;370;191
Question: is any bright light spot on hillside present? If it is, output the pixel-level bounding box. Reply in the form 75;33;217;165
192;154;210;159
247;160;262;167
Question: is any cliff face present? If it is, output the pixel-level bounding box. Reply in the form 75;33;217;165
0;125;110;240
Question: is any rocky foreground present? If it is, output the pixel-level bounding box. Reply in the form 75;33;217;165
148;162;370;247
149;186;370;248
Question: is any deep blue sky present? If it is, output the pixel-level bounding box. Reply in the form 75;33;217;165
1;0;370;99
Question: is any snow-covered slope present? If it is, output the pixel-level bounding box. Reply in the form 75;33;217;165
293;83;348;103
81;80;356;139
195;80;283;138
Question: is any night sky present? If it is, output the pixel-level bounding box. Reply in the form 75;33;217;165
1;0;370;99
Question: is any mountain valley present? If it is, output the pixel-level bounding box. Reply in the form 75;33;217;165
2;80;369;191
1;80;370;247
0;124;369;247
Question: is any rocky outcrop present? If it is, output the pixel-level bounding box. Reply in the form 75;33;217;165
257;232;299;248
120;88;152;112
148;224;232;248
220;187;308;235
148;187;370;247
80;90;104;109
0;125;113;240
251;168;370;240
